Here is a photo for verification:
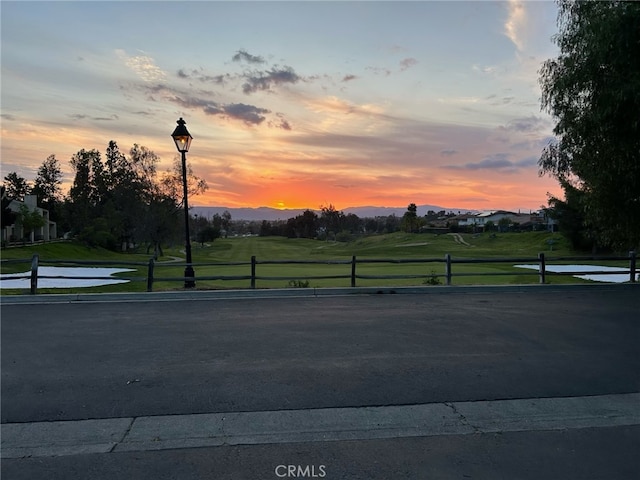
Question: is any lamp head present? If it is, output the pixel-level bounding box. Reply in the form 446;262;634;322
171;117;193;153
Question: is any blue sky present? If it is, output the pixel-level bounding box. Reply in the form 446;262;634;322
1;0;562;210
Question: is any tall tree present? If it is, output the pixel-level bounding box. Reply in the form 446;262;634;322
67;149;99;234
539;0;640;249
1;187;18;234
31;154;63;220
3;172;30;201
402;203;419;233
320;204;344;238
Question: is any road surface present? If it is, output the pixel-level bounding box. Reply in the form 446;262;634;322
2;285;639;478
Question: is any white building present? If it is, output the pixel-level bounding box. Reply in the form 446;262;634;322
2;194;57;243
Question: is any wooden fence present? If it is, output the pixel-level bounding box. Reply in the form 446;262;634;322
1;251;637;294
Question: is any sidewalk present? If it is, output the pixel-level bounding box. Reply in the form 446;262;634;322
3;393;639;459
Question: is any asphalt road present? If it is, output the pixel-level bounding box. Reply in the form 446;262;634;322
1;285;639;478
3;286;639;423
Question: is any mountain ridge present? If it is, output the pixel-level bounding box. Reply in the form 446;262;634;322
191;204;478;221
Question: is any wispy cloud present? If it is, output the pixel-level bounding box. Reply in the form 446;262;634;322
504;0;526;51
116;49;167;82
440;149;458;157
502;115;546;133
443;153;538;172
242;66;301;94
177;68;230;85
138;83;290;127
69;114;119;122
399;57;418;71
366;66;392;77
232;49;266;64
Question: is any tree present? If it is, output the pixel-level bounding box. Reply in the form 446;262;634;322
221;210;232;235
31;155;63;220
17;203;45;242
320;204;344;239
1;187;18;236
197;225;221;245
497;217;512;233
539;1;640;249
67;149;100;234
3;172;30;201
402;203;419;233
544;183;598;251
286;210;318;238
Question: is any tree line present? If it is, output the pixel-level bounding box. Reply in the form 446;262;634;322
2;141;207;257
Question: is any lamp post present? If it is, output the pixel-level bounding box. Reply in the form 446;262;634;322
171;117;195;288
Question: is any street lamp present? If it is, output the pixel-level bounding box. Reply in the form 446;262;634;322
171;117;195;288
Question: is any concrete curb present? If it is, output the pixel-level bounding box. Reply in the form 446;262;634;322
2;393;638;458
1;282;638;305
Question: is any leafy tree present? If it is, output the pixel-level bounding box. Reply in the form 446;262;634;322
539;0;640;249
67;149;100;234
1;187;18;235
3;172;30;201
31;154;63;221
343;213;362;234
286;210;318;238
402;203;419;233
320;204;344;238
384;214;401;233
158;154;208;203
497;217;512;233
197;225;221;245
544;183;598;251
221;210;232;234
17;203;45;242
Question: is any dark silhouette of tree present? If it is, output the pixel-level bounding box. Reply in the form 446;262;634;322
539;0;640;249
286;210;319;238
402;203;419;232
3;172;30;201
31;154;63;221
1;187;18;235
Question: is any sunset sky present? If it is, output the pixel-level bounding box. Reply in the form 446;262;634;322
1;0;562;212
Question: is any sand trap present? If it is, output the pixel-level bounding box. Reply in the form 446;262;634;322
0;266;136;289
514;264;632;283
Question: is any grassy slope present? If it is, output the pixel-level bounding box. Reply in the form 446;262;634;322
1;231;625;293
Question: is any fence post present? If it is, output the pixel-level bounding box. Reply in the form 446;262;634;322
630;250;637;283
538;252;546;284
146;258;155;292
351;256;357;287
251;256;256;289
445;254;452;286
30;254;39;295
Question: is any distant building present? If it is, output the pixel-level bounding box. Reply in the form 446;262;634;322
452;210;548;231
2;193;57;243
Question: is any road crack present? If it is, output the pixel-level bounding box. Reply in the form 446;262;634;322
444;402;481;434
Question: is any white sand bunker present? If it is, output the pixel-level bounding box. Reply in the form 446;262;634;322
0;266;136;289
514;264;632;283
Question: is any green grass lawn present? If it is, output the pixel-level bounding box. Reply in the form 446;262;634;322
1;232;633;294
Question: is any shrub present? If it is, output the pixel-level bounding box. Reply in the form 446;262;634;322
423;270;442;286
287;279;310;288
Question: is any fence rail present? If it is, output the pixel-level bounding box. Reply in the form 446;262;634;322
0;251;636;294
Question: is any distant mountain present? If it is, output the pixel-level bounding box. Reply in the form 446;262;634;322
343;205;474;218
191;206;307;222
191;204;476;221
